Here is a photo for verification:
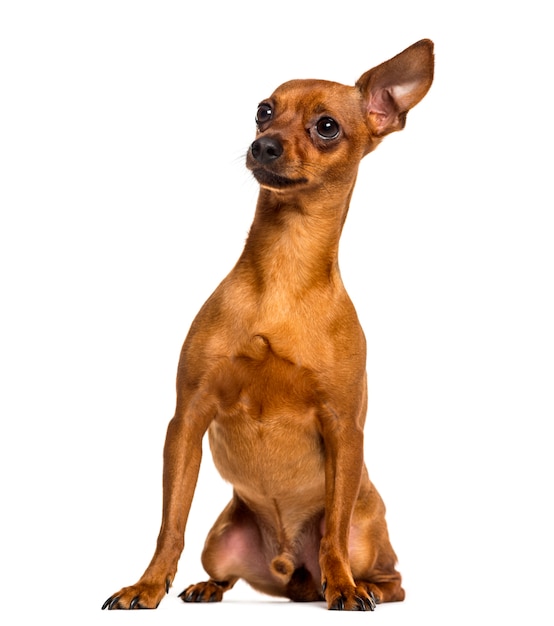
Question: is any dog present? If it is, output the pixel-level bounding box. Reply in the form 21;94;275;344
102;39;434;612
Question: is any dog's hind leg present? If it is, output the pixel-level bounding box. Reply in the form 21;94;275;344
348;471;405;604
180;495;285;602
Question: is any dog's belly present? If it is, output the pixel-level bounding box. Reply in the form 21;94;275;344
208;405;325;501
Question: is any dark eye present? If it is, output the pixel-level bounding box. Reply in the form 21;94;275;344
316;117;340;139
256;103;273;125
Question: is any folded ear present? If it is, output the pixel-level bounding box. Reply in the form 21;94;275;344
356;39;434;137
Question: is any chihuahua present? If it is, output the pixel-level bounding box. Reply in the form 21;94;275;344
103;39;434;611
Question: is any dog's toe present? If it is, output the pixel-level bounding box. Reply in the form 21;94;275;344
329;594;345;610
355;593;376;611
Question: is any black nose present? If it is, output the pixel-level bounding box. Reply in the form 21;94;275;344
250;137;283;164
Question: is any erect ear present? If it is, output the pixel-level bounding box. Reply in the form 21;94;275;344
356;39;434;137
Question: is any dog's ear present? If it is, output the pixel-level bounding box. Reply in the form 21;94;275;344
356;39;434;137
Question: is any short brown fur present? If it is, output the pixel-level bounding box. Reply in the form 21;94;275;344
103;40;434;612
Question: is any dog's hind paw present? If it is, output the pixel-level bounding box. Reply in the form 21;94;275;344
179;580;226;603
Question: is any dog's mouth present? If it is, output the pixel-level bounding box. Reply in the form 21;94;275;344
250;167;308;190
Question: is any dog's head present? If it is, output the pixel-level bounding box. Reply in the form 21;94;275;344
246;39;434;192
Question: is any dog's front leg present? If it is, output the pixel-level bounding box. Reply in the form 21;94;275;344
318;402;375;611
102;389;215;610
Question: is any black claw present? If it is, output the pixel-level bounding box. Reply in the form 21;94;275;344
102;596;120;610
166;578;171;594
321;581;327;594
130;596;140;610
368;591;377;610
355;595;367;611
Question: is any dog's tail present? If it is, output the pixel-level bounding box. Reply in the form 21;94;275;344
270;553;296;582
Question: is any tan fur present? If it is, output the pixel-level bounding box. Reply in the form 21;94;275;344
103;39;434;612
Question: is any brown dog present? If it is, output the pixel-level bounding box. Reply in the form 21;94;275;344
102;39;434;612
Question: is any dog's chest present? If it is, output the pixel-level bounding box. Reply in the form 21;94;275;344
206;345;326;499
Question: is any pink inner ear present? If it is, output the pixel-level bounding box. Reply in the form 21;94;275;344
367;88;396;131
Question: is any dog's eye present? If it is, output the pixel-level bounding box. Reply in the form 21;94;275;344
316;117;340;139
256;103;273;125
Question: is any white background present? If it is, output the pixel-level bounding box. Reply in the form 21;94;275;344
1;1;552;624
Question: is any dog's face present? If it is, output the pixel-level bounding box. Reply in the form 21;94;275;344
246;79;373;192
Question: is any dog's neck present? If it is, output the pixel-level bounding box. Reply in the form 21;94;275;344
238;182;357;295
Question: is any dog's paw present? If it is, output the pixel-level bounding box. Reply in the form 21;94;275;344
322;580;377;611
179;580;225;603
101;579;170;610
